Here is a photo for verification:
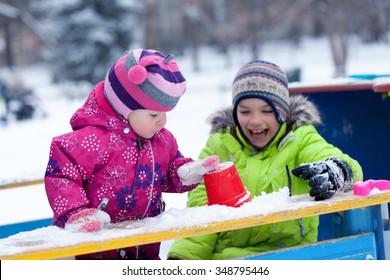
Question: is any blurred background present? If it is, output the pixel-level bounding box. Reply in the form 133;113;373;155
1;0;390;124
1;0;390;82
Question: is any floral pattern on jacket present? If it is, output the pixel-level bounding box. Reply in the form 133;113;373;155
44;81;196;259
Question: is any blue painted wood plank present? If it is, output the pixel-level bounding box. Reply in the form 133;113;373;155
0;218;52;239
241;233;377;260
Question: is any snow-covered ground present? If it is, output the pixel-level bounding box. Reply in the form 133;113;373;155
1;38;390;259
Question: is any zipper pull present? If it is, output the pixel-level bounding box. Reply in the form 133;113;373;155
98;197;109;212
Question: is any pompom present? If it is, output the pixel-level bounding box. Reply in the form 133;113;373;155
128;65;147;84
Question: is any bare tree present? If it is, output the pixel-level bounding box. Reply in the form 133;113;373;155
317;0;350;77
2;0;390;78
0;2;22;68
143;0;160;50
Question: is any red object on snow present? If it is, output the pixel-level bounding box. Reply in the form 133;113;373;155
204;162;251;207
353;180;390;196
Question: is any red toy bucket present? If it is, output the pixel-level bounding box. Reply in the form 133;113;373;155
203;162;251;207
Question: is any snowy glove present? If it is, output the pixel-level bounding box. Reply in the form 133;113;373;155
291;157;353;201
65;208;111;233
178;155;220;186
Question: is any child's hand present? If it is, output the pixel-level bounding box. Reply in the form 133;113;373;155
292;157;352;201
178;155;220;186
65;208;111;233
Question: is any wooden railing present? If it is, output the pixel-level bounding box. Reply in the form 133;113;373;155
0;179;44;190
1;189;390;260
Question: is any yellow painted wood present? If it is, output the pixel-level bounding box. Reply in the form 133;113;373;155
0;179;43;190
2;191;390;260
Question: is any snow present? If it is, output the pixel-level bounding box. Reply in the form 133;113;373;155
0;187;296;258
3;187;382;259
1;38;390;259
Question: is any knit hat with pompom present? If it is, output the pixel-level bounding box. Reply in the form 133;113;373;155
232;60;289;124
104;49;186;119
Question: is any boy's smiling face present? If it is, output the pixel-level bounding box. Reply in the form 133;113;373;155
236;98;280;149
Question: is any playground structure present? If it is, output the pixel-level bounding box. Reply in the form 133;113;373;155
0;78;389;260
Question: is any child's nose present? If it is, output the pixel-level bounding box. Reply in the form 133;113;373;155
250;115;263;125
156;115;167;129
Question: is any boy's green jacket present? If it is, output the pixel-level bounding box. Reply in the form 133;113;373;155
167;96;363;260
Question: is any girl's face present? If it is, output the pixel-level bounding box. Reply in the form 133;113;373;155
128;109;167;139
236;98;281;149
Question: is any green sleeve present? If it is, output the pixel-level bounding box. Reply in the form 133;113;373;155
295;125;363;184
167;133;231;259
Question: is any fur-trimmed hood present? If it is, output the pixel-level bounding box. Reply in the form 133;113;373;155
207;95;322;134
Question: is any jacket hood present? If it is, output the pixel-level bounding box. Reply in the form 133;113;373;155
70;81;125;131
208;95;322;134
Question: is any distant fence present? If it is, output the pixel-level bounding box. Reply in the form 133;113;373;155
0;179;43;190
0;178;49;239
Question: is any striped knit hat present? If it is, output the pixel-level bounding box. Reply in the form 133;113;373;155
232;60;289;123
104;49;186;119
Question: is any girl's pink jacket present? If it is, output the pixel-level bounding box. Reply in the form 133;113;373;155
44;81;196;259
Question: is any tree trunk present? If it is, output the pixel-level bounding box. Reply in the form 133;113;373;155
3;19;14;68
319;0;349;77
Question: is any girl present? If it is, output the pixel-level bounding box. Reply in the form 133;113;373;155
44;49;219;259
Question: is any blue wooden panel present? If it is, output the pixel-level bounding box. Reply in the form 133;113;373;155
318;208;375;241
299;89;390;180
0;218;52;239
241;233;377;260
318;213;337;241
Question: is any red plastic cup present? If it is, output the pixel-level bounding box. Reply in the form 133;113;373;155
203;162;251;207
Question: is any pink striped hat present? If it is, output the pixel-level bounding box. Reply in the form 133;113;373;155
104;49;186;119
